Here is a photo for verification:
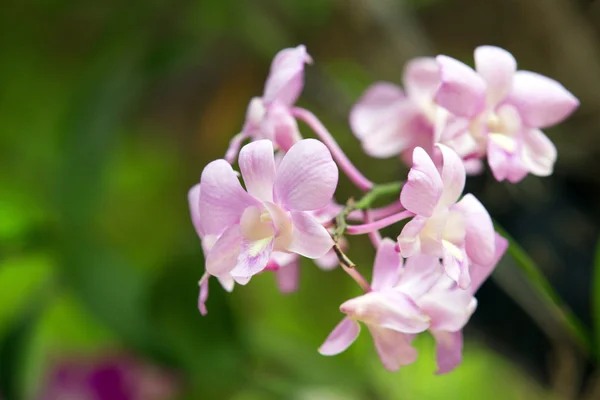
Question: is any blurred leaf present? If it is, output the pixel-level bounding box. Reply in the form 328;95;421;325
592;235;600;360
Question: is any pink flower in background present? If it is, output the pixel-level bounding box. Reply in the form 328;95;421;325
434;46;579;182
226;45;312;161
350;58;440;160
319;239;431;371
199;139;338;285
397;144;496;288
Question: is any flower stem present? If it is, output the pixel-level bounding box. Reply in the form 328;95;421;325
347;200;405;221
291;107;374;191
332;243;371;292
363;210;382;248
346;210;413;235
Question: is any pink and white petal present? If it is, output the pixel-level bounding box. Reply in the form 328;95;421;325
469;233;508;294
263;202;294;250
508;71;579;129
349;82;407;141
397;216;428;258
205;225;243;278
230;237;274;284
238;140;276;202
371;238;402;291
419;277;476;331
315;247;341;271
474;46;516;107
286;211;334;258
261;103;303;152
453;194;495;265
276;261;300;294
188;183;203;238
340;290;430;334
263;45;312;106
242;97;266;137
521;129;557;177
434;55;487;118
240;206;275;241
437;144;466;206
198;277;209;316
369;327;418;371
487;138;528;183
441;245;469;288
397;254;443;299
217;275;235;293
274;139;338;211
404;57;441;102
432;330;464;374
400;147;443;216
464;159;484;175
319;318;361;356
199;159;259;235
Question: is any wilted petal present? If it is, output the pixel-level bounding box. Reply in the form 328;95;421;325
274;139;338;211
404;57;440;103
276;261;300;294
340;290;430;334
371;238;402;291
188;183;203;238
434;55;486;118
469;233;508;293
238;140;276;202
263;45;312;106
400;147;443;217
508;70;579;128
286;211;334;258
319;318;361;356
453;194;495;265
198;278;209;316
433;330;464;374
521;129;557;177
437;144;466;206
205;225;243;278
230;237;274;284
261;103;303;152
474;46;516;107
369;326;418;371
397;254;443;299
199;160;258;235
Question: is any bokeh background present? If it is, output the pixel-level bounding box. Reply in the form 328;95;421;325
2;0;600;399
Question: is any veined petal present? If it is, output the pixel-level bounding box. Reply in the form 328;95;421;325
437;144;466;206
199;159;258;235
434;55;487;118
400;147;443;217
453;194;496;266
340;290;430;334
188;183;203;238
286;211;334;258
469;233;508;294
404;57;440;103
205;225;243;277
274;139;338;211
474;46;516;107
508;71;579;129
521;129;557;177
276;261;300;294
432;330;464;374
238;140;276;202
230;237;274;284
371;238;402;291
319;318;361;356
263;45;312;106
369;326;418;371
396;254;443;299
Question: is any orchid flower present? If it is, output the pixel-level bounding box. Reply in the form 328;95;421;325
397;144;496;288
434;45;579;182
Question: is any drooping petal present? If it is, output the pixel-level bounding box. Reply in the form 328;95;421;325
474;46;516;107
319;318;361;356
371;238;402;291
198;277;209;316
286;211;334;258
418;276;476;332
469;233;508;294
396;254;443;299
230;237;274;284
453;194;496;265
261;102;303;152
263;45;312;106
238;140;276;202
188;183;203;238
276;261;300;294
400;147;443;217
340;290;430;334
508;70;579;128
199;159;258;235
404;57;440;103
432;331;464;374
205;225;243;277
437;144;466;206
434;55;487;118
521;129;557;177
274;139;338;211
369;326;418;371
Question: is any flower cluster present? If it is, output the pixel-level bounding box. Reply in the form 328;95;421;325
188;45;578;373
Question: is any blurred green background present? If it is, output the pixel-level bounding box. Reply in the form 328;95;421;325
2;0;600;399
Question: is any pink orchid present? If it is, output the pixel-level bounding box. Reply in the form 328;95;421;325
397;144;496;288
319;239;432;371
226;46;312;162
198;139;338;285
349;58;440;161
434;46;579;182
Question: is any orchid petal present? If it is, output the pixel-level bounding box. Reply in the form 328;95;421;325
434;55;486;118
397;216;427;258
469;233;508;294
437;144;466;206
319;318;361;356
261;103;302;152
487;137;528;183
276;261;300;294
217;275;235;293
205;225;243;278
400;147;443;217
230;237;274;284
433;331;464;374
238;140;276;202
274;139;338;211
453;194;496;266
397;254;443;299
404;57;441;102
350;82;406;141
369;327;418;371
418;276;476;331
188;183;203;238
474;46;516;107
521;129;557;177
263;45;312;106
371;238;402;291
442;243;470;288
286;211;334;258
